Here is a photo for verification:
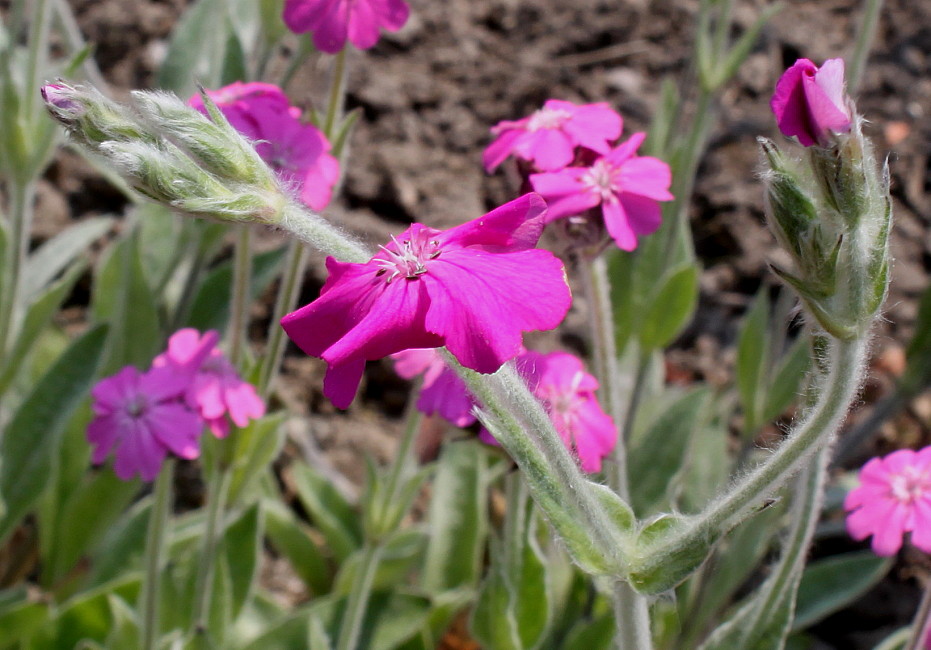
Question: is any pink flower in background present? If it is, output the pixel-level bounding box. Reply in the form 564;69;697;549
391;348;476;427
480;351;617;473
530;133;674;251
282;193;572;409
844;447;931;556
190;83;340;210
484;100;623;172
283;0;410;54
87;366;202;481
155;329;266;438
771;58;852;147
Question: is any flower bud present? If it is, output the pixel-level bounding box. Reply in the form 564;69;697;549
41;81;291;226
770;58;853;148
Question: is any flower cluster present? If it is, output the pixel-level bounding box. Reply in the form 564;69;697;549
283;0;410;54
484;99;673;252
392;347;616;473
844;447;931;556
281;193;572;409
190;82;339;211
87;329;265;481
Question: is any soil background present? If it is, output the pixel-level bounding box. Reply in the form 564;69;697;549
37;0;931;648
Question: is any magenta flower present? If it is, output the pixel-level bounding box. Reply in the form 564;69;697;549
530;133;674;251
480;350;617;473
391;348;476;427
87;366;202;481
771;58;852;147
154;329;266;438
283;0;410;54
844;447;931;556
281;193;572;409
484;100;623;172
190;83;340;210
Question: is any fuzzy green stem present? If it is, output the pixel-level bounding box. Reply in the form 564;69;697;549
382;383;422;510
578;254;630;500
141;460;174;650
191;465;231;635
228;225;252;368
613;581;652;650
279;203;369;264
906;578;931;650
638;336;867;576
847;0;885;94
335;542;383;650
24;0;52;115
258;239;307;397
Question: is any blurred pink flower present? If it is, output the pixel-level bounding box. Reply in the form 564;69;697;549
770;58;852;147
844;447;931;556
391;348;476;427
154;329;266;438
282;193;572;409
87;366;202;481
480;350;616;473
530;133;674;251
484;100;623;172
190;83;340;210
283;0;410;54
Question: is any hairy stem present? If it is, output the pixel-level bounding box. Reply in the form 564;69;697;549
191;464;231;635
258;239;307;397
141;460;174;650
228;225;252;368
335;543;383;650
847;0;885;93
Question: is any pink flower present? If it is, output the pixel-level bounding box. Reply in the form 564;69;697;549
480;350;617;473
770;58;852;147
391;348;476;427
281;193;572;409
87;366;202;481
530;133;674;251
484;100;623;172
190;83;340;210
283;0;410;54
154;329;266;438
844;447;931;556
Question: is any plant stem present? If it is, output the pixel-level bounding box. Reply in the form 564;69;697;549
279;202;369;264
847;0;885;94
24;0;52;116
191;464;231;635
0;180;36;364
141;460;174;650
638;336;868;575
258;239;307;397
578;254;630;500
228;225;252;368
323;48;348;138
381;383;422;509
335;542;383;650
906;577;931;650
613;581;652;650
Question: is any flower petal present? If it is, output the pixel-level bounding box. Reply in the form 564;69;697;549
441;193;547;252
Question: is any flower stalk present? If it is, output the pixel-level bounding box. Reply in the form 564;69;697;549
141;460;174;650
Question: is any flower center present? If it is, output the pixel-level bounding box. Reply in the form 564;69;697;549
581;159;619;203
375;231;442;283
889;466;931;505
125;394;150;418
527;107;572;131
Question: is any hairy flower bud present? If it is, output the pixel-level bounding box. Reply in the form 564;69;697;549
42;81;292;225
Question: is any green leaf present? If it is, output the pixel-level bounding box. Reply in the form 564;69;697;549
264;499;332;596
88;499;151;587
22;217;111;300
185;246;287;334
104;595;140;649
763;336;811;422
791;552;890;631
560;615;615;650
157;0;227;95
736;289;771;434
292;463;363;562
45;468;139;586
309;592;432;650
0;597;50;648
0;324;108;544
90;234;162;373
629;388;709;516
0;261;84;394
676;422;731;514
221;502;264;621
638;264;699;351
421;442;490;591
228;413;287;504
333;529;426;596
